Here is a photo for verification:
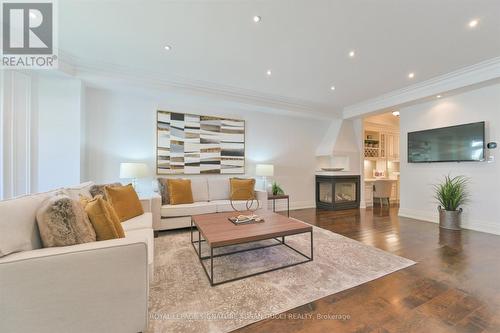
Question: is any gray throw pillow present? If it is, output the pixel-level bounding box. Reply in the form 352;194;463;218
36;194;96;248
89;183;122;200
157;178;169;205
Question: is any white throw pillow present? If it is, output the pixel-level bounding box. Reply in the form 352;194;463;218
191;179;209;202
0;190;60;257
207;178;230;201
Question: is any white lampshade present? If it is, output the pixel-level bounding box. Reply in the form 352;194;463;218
120;163;148;179
255;164;274;177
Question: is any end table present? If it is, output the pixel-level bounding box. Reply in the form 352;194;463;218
268;194;290;217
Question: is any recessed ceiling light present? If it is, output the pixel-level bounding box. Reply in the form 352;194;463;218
164;45;172;51
330;86;336;91
253;15;261;23
349;50;355;58
266;69;272;76
468;19;479;28
408;72;415;79
392;111;400;117
436;95;442;98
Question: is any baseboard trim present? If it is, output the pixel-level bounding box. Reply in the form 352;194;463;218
399;207;500;236
267;200;316;212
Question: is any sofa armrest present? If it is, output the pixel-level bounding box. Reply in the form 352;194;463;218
0;239;148;333
150;193;162;230
255;190;268;210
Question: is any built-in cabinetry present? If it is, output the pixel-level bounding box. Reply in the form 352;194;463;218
364;179;400;207
363;121;400;208
364;182;374;207
364;128;399;161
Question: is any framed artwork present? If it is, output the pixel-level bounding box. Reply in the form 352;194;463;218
156;110;245;174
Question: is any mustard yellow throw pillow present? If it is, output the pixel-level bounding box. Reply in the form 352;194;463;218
105;184;144;222
167;179;194;205
230;178;256;200
80;196;125;241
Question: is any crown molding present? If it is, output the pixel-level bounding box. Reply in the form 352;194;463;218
343;56;500;119
57;52;340;120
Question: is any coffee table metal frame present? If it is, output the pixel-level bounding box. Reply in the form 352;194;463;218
190;218;313;286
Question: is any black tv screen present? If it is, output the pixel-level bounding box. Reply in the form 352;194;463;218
408;122;485;163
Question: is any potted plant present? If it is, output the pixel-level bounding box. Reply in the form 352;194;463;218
433;175;469;230
271;181;285;196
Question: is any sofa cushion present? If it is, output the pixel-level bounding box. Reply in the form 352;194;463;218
121;213;152;232
64;181;94;200
81;196;125;241
207;178;230;201
191;178;209;202
161;201;217;217
89;182;122;200
230;178;256;200
36;194;97;248
105;184;144;222
212;200;260;213
0;190;61;257
167;179;194;205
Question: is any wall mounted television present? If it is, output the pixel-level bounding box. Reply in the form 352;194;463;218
408;121;485;163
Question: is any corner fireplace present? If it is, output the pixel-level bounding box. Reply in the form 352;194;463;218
316;175;360;210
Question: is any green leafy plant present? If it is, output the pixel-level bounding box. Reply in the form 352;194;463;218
272;181;284;196
433;175;469;211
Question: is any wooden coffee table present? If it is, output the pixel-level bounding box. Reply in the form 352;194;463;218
191;210;313;286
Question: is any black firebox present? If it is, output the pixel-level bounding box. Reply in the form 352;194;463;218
315;175;360;210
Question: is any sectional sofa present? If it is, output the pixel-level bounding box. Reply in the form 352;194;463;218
153;177;268;231
0;181;153;333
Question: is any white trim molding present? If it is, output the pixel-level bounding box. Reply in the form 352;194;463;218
58;52;341;120
0;70;4;200
1;71;34;199
267;200;316;213
399;208;500;236
343;57;500;119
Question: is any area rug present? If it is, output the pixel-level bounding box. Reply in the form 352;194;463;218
147;223;415;333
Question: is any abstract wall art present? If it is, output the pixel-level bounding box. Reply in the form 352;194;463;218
156;110;245;174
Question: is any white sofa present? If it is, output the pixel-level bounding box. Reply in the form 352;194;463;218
0;181;153;333
154;178;268;231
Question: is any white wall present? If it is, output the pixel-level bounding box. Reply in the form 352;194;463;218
399;83;500;235
84;87;329;210
36;76;83;192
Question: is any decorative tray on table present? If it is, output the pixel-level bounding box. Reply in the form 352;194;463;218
228;215;265;225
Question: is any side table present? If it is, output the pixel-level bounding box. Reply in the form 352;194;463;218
268;194;290;217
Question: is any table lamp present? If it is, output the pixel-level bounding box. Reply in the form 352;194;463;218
120;163;148;190
255;164;274;193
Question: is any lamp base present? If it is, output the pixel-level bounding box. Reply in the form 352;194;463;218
262;177;273;194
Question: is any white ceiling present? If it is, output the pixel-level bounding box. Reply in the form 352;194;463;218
59;0;500;116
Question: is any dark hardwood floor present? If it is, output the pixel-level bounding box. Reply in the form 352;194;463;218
236;206;500;333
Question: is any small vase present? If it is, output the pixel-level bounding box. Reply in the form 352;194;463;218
438;206;462;230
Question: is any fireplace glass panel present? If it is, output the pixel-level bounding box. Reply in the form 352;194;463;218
318;182;332;204
335;182;356;203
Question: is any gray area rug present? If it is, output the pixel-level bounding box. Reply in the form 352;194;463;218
147;223;415;333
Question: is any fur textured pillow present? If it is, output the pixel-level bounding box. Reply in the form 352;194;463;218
157;178;169;205
36;194;96;248
89;183;122;200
